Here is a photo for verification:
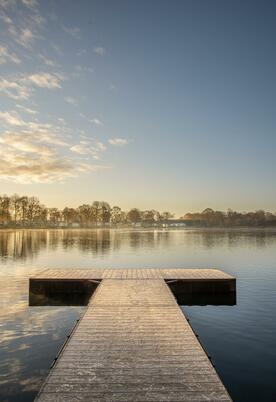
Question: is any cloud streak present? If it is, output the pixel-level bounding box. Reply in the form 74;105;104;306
0;45;21;64
27;72;64;88
16;104;38;115
79;113;103;127
70;140;106;160
0;72;65;99
63;26;81;38
2;0;45;52
64;96;78;105
0;111;25;126
89;118;103;127
108;138;129;146
16;28;35;48
93;47;105;56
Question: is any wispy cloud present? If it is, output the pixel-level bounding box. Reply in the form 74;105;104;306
0;111;26;126
64;96;78;105
0;72;65;99
74;65;94;74
0;132;54;155
63;25;81;38
70;140;106;160
1;0;38;13
80;113;103;127
0;78;30;100
27;72;64;88
89;118;103;127
76;48;87;56
0;45;21;64
2;0;44;50
0;110;68;144
57;117;66;125
0;112;105;183
7;24;36;48
0;150;101;184
108;138;129;146
96;141;106;151
21;0;38;8
16;104;38;115
70;144;90;155
0;12;13;24
93;47;105;56
0;0;16;9
38;54;57;67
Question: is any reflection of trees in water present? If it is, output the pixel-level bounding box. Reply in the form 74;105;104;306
62;230;112;254
59;230;171;254
128;231;155;249
1;229;276;261
0;229;175;260
121;230;173;251
0;230;48;261
189;229;276;249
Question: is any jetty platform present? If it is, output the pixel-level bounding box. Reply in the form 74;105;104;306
30;268;235;401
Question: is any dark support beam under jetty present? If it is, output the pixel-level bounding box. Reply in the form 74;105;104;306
29;268;235;401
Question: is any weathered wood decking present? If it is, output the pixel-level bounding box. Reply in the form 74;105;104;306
30;268;234;281
31;269;235;401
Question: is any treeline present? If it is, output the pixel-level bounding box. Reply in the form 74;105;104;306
183;208;276;227
1;195;275;228
0;194;174;227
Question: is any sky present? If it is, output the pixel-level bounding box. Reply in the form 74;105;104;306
0;0;275;215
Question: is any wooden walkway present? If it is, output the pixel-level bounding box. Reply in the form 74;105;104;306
32;269;234;401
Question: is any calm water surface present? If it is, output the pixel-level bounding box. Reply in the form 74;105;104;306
0;228;276;401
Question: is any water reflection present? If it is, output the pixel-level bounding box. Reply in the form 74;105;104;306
1;228;276;261
1;228;276;402
0;306;82;402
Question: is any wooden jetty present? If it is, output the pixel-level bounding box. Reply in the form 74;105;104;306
30;268;235;401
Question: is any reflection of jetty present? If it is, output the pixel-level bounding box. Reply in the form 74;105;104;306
30;269;235;402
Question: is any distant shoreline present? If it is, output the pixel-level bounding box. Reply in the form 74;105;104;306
1;226;276;231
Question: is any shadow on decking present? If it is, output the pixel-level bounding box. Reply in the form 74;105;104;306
29;278;236;306
165;280;236;305
29;279;100;306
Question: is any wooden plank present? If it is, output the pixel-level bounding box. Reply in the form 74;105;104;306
35;278;232;401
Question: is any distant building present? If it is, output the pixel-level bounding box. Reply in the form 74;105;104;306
58;222;67;227
162;219;187;228
132;222;142;227
72;222;80;228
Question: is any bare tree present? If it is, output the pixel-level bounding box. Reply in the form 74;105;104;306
0;195;11;224
161;211;174;221
11;194;21;223
111;206;125;225
78;204;94;226
47;208;61;225
62;207;79;225
100;202;111;224
127;208;142;224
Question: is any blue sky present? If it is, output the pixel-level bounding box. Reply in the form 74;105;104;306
0;0;275;215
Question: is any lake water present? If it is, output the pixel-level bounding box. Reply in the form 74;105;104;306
0;228;276;402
